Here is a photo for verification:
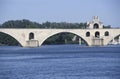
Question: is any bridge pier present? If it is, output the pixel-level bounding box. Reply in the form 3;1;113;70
79;38;82;45
26;40;39;47
92;37;104;46
119;36;120;44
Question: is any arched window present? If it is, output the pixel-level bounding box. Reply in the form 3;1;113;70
29;32;34;40
95;31;100;38
86;32;90;37
93;23;99;29
104;31;109;36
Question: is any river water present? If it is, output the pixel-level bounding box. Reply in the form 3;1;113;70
0;45;120;79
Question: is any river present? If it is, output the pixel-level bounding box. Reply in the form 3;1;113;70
0;45;120;79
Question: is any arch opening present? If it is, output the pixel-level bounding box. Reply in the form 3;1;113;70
42;32;88;46
0;32;21;46
104;31;109;36
108;34;120;45
93;23;99;29
29;32;34;40
95;31;100;38
86;32;90;37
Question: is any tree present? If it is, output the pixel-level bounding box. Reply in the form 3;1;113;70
103;25;111;28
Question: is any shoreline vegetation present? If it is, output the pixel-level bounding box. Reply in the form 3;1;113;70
0;19;111;46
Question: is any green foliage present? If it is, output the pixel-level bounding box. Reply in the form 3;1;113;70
1;19;40;28
0;19;110;29
0;32;19;46
43;33;79;45
103;25;111;28
0;19;88;29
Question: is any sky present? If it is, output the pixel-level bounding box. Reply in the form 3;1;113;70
0;0;120;27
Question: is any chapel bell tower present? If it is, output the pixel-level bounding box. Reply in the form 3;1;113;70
87;16;103;29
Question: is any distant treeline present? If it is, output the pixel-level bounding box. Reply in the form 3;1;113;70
0;19;111;28
0;19;111;46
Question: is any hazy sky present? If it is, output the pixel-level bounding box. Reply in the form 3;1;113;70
0;0;120;27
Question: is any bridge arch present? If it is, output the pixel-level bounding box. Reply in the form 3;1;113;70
86;32;90;37
106;33;120;45
0;32;22;46
104;31;109;36
93;23;99;29
95;31;100;38
29;32;34;40
39;31;89;46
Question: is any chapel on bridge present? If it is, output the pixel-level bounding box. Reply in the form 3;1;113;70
87;16;103;29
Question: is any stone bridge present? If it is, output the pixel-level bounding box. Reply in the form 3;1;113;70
0;16;120;47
